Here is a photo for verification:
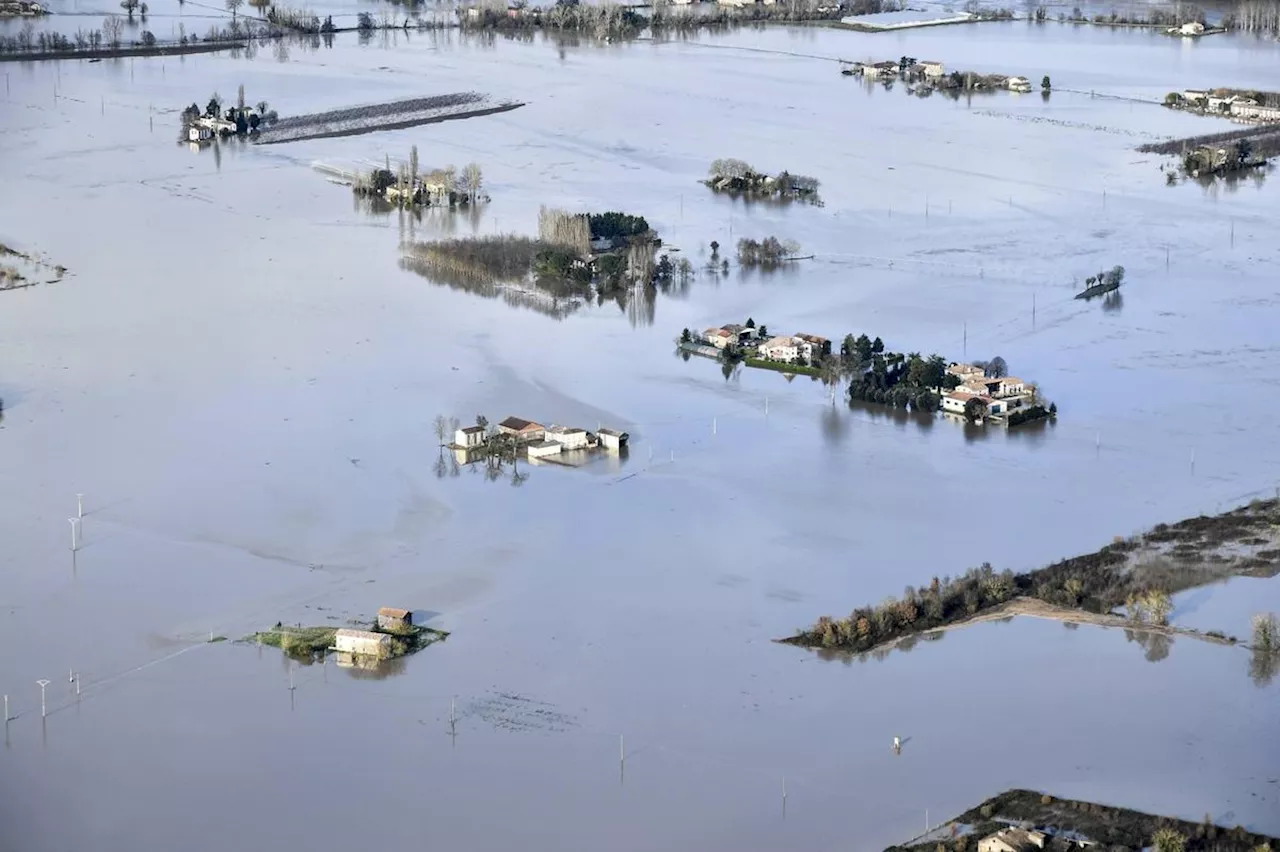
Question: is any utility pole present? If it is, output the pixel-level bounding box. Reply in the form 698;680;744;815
76;493;83;519
68;518;79;551
37;680;50;718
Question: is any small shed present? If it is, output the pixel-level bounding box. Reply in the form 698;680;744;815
377;607;413;632
545;425;589;450
334;628;391;659
597;428;629;451
526;440;562;458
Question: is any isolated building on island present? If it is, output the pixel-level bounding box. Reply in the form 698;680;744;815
377;607;412;632
333;628;391;659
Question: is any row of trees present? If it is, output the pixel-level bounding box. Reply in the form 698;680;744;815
796;564;1021;651
356;149;483;208
736;236;800;269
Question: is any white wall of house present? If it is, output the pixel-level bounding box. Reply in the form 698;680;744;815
546;428;589;450
334;629;390;658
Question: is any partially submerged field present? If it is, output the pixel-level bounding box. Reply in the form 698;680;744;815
254;93;524;145
786;498;1280;654
888;789;1280;852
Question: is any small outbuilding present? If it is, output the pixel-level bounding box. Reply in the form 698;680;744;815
545;425;590;450
526;440;562;458
978;828;1047;852
377;607;413;632
597;428;629;451
334;628;391;659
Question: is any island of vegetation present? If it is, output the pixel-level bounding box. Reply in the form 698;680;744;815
401;206;693;318
785;496;1280;682
886;789;1280;852
249;608;448;663
1074;265;1124;299
683;316;1054;427
332;145;486;210
703;159;821;203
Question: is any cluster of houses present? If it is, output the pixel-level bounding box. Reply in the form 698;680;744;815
700;323;830;364
1174;89;1280;122
977;826;1098;852
844;59;1034;92
452;416;629;461
940;363;1035;419
185;107;265;143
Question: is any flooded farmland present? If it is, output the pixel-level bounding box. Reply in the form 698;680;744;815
2;16;1280;852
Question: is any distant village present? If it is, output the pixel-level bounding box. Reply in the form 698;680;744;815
842;57;1048;95
683;321;1053;426
0;0;45;15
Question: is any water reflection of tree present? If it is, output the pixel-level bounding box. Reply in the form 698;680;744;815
1124;628;1173;663
1249;647;1277;687
400;256;584;321
813;629;947;666
1102;290;1123;313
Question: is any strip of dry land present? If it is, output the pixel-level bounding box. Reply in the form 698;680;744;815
254;94;524;146
783;497;1280;656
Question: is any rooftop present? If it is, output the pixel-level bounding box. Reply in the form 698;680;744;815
598;428;628;438
378;607;410;619
335;628;388;641
499;416;542;431
459;425;485;434
546;425;586;435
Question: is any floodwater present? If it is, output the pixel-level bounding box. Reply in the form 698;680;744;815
3;17;1280;852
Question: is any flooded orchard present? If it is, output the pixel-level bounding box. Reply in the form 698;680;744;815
1;16;1279;852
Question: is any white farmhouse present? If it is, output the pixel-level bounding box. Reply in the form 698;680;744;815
758;335;799;362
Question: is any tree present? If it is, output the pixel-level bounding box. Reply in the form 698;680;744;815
1041;75;1051;91
237;83;245;112
963;396;987;423
103;14;124;46
1152;829;1186;852
475;414;488;430
409;145;419;183
745;317;755;329
462;162;483;203
206;94;222;119
709;158;753;180
757;324;768;338
871;336;884;354
433;415;448;444
140;29;155;44
986;356;1008;378
680;328;691;343
120;0;138;17
226;0;242;17
1253;612;1278;651
709;240;719;259
855;334;873;362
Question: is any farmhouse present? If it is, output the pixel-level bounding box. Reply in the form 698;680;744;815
454;425;485;448
333;628;391;659
498;417;545;442
526;440;563;459
758;335;800;362
978;828;1047;852
377;607;412;632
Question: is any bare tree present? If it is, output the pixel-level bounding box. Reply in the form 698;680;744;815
103;14;124;46
226;0;243;18
237;83;245;111
709;158;753;179
432;415;448;445
537;206;590;255
462;162;483;204
409;145;419;184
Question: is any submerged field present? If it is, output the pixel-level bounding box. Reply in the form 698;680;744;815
1;17;1279;852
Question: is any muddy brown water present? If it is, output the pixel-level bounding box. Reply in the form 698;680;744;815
2;20;1279;852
